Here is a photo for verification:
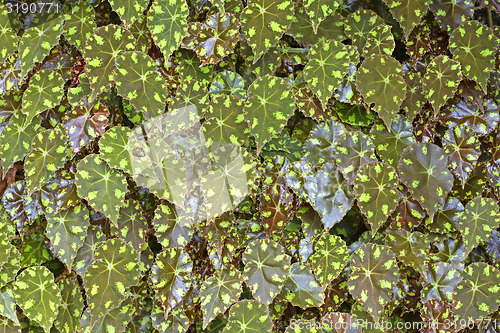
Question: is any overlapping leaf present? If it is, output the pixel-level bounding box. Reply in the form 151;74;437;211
453;263;500;327
109;0;148;27
98;125;134;175
429;0;474;32
457;197;500;256
278;262;324;308
200;269;243;328
24;127;69;192
19;16;64;77
344;10;384;52
223;300;272;332
0;6;17;64
302;120;346;168
209;71;247;99
75;154;128;224
151;248;193;314
83;25;136;97
240;0;294;62
303;40;358;108
363;25;395;57
110;199;147;252
422;262;461;302
114;51;168;117
442;124;480;185
84;239;140;321
334;131;377;183
242;239;290;306
309;233;349;288
202;95;250;147
354;162;400;235
63;103;109;153
244;75;295;154
398;143;454;218
386;229;430;274
54;279;84;333
13;266;62;333
348;243;399;321
147;0;189;59
422;55;462;113
356;55;407;129
183;13;240;65
21;69;64;125
449;21;498;92
63;2;96;51
383;0;430;38
46;203;89;269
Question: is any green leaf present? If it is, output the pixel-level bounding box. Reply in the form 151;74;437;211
19;16;64;78
83;239;140;321
383;0;430;38
347;243;400;321
110;198;147;252
386;229;430;274
151;248;193;314
278;262;324;308
109;0;148;27
13;266;62;333
151;300;189;333
354;162;400;235
429;0;474;32
183;13;240;65
147;0;189;59
308;232;349;288
114;51;168;117
334;131;377;184
0;247;20;291
83;25;136;98
153;201;193;248
371;115;416;168
24;127;69;192
443;124;480;186
98;125;134;175
303;0;340;33
457;197;500;256
356;55;407;129
0;283;18;326
304;40;358;108
68;72;92;107
0;111;41;174
244;75;295;154
401;70;427;121
40;169;80;216
260;183;294;236
200;269;243;328
75;154;128;225
202;95;250;147
46;203;89;269
222;300;272;333
54;279;84;333
426;196;464;234
422;55;462;113
72;225;105;276
0;6;18;64
344;10;384;52
21;69;65;125
242;239;291;306
453;263;500;327
362;25;395;58
63;103;109;153
398;143;454;218
63;1;96;51
209;70;247;99
287;7;346;46
449;21;499;92
240;0;294;62
437;99;499;135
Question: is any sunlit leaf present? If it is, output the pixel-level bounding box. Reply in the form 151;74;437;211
383;0;430;38
354;162;400;235
63;103;109;153
344;10;384;52
304;40;358;108
83;25;136;97
13;266;62;333
75;154;128;224
240;0;294;62
244;75;295;154
147;0;189;59
54;278;84;333
98;125;134;175
278;262;324;308
63;1;96;51
309;232;349;288
0;6;18;64
347;243;399;321
362;25;395;57
386;229;430;274
334;131;377;183
356;55;407;129
223;300;272;332
449;20;498;92
109;0;148;27
110;199;147;252
422;55;462;113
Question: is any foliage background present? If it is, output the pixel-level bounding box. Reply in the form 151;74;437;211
0;0;499;331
